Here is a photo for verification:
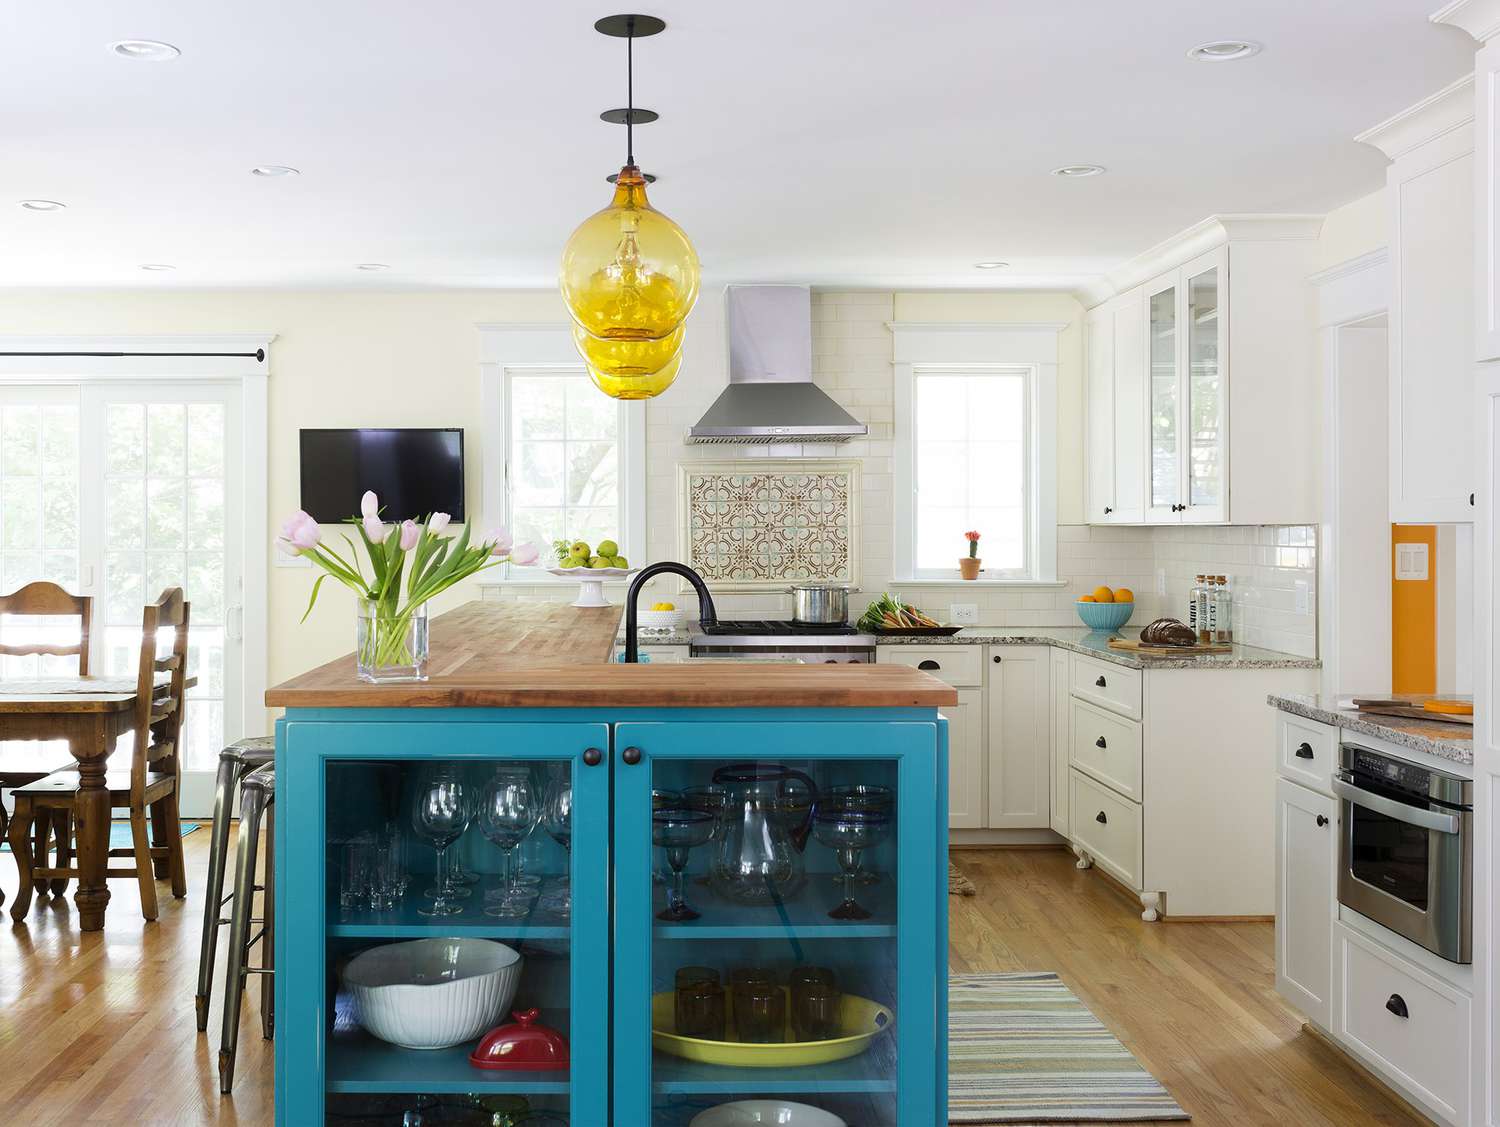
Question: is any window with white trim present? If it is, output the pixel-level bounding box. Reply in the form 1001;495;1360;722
911;366;1029;575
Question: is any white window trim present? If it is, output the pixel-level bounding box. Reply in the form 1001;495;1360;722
889;322;1061;584
0;332;273;737
478;323;645;582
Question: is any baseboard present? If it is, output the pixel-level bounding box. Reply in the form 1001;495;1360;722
950;829;1068;847
1164;915;1274;924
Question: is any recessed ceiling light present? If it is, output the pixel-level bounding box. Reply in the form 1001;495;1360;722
251;165;300;177
1188;40;1262;62
974;261;1009;270
18;199;66;211
139;263;175;271
1051;164;1106;178
109;39;180;61
355;263;390;271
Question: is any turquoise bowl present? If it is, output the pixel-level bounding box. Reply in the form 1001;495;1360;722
1075;600;1134;632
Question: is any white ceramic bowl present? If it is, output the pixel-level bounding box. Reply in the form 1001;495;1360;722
638;608;685;634
689;1102;847;1127
342;938;522;1050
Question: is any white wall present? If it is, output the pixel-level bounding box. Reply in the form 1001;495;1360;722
1312;189;1386;273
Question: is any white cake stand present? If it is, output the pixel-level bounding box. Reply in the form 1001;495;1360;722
545;565;639;608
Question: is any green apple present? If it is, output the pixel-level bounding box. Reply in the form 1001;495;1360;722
588;556;611;569
610;555;628;568
569;540;591;561
596;539;619;558
559;557;583;569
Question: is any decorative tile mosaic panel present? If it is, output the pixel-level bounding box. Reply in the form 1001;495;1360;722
680;461;859;586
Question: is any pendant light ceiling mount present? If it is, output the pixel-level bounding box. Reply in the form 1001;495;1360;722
593;13;666;38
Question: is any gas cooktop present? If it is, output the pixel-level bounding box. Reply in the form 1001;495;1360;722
697;619;861;637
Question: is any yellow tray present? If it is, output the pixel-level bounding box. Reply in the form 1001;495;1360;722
651;989;894;1068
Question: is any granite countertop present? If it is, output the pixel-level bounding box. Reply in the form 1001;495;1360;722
1268;692;1473;766
621;623;1318;671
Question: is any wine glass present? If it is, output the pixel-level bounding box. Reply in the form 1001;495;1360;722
681;783;728;887
494;765;543;891
825;784;894;885
411;772;472;918
812;807;890;920
479;775;539;919
652;808;716;922
539;780;575;916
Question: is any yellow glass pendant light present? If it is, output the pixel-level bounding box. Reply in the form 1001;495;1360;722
560;14;699;399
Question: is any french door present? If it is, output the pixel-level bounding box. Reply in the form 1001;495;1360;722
0;381;245;813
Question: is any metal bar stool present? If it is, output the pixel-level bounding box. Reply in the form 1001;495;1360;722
195;736;275;1032
218;761;274;1095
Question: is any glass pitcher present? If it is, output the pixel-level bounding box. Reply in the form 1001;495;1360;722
709;763;818;906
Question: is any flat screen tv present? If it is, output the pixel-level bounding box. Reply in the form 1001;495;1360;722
299;428;465;524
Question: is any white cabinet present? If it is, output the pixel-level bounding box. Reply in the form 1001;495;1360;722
985;646;1050;829
1479;42;1500;361
943;688;985;830
1085;288;1146;524
1382;90;1476;522
1274;777;1336;1030
1049;647;1070;837
1086;305;1114;522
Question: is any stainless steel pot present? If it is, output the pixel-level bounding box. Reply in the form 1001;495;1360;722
789;583;850;625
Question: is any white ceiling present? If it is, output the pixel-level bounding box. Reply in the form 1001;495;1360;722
4;1;1477;291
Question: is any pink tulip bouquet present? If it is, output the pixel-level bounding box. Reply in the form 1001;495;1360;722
279;491;540;682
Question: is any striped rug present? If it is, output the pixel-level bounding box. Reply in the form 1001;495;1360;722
950;972;1190;1123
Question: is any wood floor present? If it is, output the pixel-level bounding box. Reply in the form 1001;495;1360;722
0;835;1428;1126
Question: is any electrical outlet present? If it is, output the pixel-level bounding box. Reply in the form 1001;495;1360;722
1294;580;1310;615
950;603;979;625
1155;568;1167;596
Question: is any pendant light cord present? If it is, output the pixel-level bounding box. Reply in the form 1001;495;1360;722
626;27;635;166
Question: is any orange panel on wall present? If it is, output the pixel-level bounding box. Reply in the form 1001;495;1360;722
1391;525;1436;695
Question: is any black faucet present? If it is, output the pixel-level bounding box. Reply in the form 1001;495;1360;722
623;562;717;663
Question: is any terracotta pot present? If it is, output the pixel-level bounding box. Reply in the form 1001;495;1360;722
959;557;981;580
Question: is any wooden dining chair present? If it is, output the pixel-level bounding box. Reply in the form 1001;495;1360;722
0;581;92;892
8;588;190;922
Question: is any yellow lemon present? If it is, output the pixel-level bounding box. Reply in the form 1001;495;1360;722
1091;586;1115;604
1114;588;1135;603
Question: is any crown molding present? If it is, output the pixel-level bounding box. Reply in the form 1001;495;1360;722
1307;247;1390;287
1431;0;1500;43
1355;74;1475;160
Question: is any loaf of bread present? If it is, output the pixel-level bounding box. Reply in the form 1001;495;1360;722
1140;618;1198;646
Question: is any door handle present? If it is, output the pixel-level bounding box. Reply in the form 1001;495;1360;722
1333;776;1461;834
1095;675;1107;688
1294;742;1315;760
226;605;244;642
621;746;642;766
1095;810;1108;824
582;747;603;767
918;660;941;671
1095;736;1107;749
1316;814;1328;827
1385;993;1409;1019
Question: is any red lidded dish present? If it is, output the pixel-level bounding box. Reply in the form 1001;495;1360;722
468;1008;570;1071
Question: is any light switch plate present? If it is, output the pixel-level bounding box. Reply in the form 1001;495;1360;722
950;603;979;625
1394;542;1429;581
1294;580;1310;614
1156;568;1167;596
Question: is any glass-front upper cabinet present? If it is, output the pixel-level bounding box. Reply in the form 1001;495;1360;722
1143;248;1228;523
613;719;943;1127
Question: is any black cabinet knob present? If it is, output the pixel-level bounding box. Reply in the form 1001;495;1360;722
1385;993;1409;1019
992;654;1002;663
1104;506;1113;515
1294;742;1315;760
621;746;642;766
918;660;941;671
1316;814;1329;827
1095;736;1107;749
1095;810;1108;824
1095;675;1107;687
582;747;603;767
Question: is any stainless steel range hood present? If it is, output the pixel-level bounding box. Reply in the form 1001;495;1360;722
687;284;867;444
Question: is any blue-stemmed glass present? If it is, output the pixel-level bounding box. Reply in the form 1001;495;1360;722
812;807;890;921
653;808;716;922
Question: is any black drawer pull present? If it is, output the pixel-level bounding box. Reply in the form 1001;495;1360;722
582;747;603;767
1095;675;1107;688
1385;994;1409;1019
992;654;1002;663
1316;814;1328;828
1095;736;1107;749
1095;810;1108;825
621;746;642;766
918;660;941;671
1294;742;1315;760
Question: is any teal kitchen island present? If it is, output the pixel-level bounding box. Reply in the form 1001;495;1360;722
266;602;955;1127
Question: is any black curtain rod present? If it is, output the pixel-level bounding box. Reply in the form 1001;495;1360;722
0;348;266;361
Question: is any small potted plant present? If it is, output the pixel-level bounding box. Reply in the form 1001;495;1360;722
960;530;981;580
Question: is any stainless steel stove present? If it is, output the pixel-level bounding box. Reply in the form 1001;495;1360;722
689;619;877;663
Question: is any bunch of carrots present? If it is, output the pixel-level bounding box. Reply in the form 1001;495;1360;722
858;593;940;631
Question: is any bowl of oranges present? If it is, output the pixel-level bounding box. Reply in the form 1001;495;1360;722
1076;586;1135;632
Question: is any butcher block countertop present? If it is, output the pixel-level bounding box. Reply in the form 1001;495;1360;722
265;600;956;710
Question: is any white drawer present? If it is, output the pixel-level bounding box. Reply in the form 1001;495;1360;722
1070;769;1143;891
1070;653;1142;720
1277;712;1337;794
880;645;983;688
1336;923;1470;1125
1069;698;1143;801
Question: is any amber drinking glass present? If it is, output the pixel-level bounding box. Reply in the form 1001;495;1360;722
790;981;842;1042
732;982;786;1044
675;980;727;1040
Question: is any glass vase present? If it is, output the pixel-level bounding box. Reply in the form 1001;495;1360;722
355;600;428;683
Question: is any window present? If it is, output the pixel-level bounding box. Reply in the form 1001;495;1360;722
912;367;1028;573
891;322;1059;583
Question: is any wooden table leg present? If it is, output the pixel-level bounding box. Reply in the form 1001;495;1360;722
71;724;113;932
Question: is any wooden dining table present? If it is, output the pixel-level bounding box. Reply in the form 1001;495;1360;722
0;674;195;931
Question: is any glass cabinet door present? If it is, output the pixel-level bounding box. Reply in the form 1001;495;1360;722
278;719;611;1127
613;720;942;1127
1147;278;1181;518
1184;254;1227;521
